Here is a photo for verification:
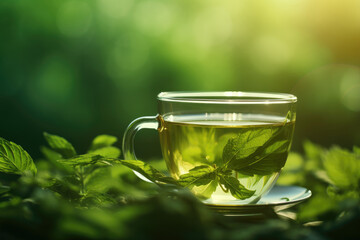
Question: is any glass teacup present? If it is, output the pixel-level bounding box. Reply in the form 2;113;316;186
123;92;297;205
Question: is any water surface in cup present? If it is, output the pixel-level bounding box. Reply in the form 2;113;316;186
159;113;295;204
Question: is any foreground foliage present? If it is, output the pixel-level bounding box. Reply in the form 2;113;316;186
0;134;359;239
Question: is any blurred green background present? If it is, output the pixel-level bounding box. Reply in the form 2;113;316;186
1;0;360;160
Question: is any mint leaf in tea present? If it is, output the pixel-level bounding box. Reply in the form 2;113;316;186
159;113;295;203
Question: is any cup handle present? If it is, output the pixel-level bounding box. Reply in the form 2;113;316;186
122;115;161;182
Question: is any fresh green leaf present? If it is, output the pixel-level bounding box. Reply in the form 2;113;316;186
214;133;237;157
178;165;216;188
80;192;117;207
322;146;360;189
222;127;275;169
84;164;148;199
89;135;118;151
90;146;121;158
303;140;324;171
297;191;337;222
235;139;291;176
43;132;76;158
326;185;360;200
40;146;63;161
119;159;177;185
48;178;81;200
57;154;107;167
222;124;292;176
193;180;218;199
238;152;288;176
218;175;255;200
84;167;113;193
0;137;37;175
262;140;290;155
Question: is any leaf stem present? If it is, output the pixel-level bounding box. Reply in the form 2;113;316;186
219;183;229;193
78;166;86;195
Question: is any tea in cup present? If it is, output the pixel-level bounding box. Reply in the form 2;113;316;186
123;92;296;204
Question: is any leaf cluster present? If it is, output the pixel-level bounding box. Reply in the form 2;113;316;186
0;133;359;240
278;141;360;223
0;133;154;210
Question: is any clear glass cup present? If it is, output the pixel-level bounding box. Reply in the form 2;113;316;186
123;91;297;205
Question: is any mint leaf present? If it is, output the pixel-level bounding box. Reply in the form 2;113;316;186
304;140;324;171
43;132;76;158
322;146;360;189
89;135;118;151
57;154;107;166
222;124;291;175
48;178;81;200
236;139;291;175
178;165;216;188
90;146;121;158
86;135;121;159
194;180;218;199
262;139;290;155
119;159;177;185
238;152;288;176
222;127;278;169
218;175;255;200
40;146;62;161
213;133;237;166
0;137;37;175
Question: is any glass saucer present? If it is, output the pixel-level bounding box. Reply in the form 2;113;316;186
203;185;311;216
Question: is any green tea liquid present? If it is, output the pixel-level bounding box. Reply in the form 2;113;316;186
159;113;295;204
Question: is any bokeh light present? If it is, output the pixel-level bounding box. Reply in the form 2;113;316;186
340;67;360;112
57;0;92;38
0;0;359;158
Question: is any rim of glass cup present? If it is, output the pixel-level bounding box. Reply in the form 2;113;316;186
157;91;297;104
